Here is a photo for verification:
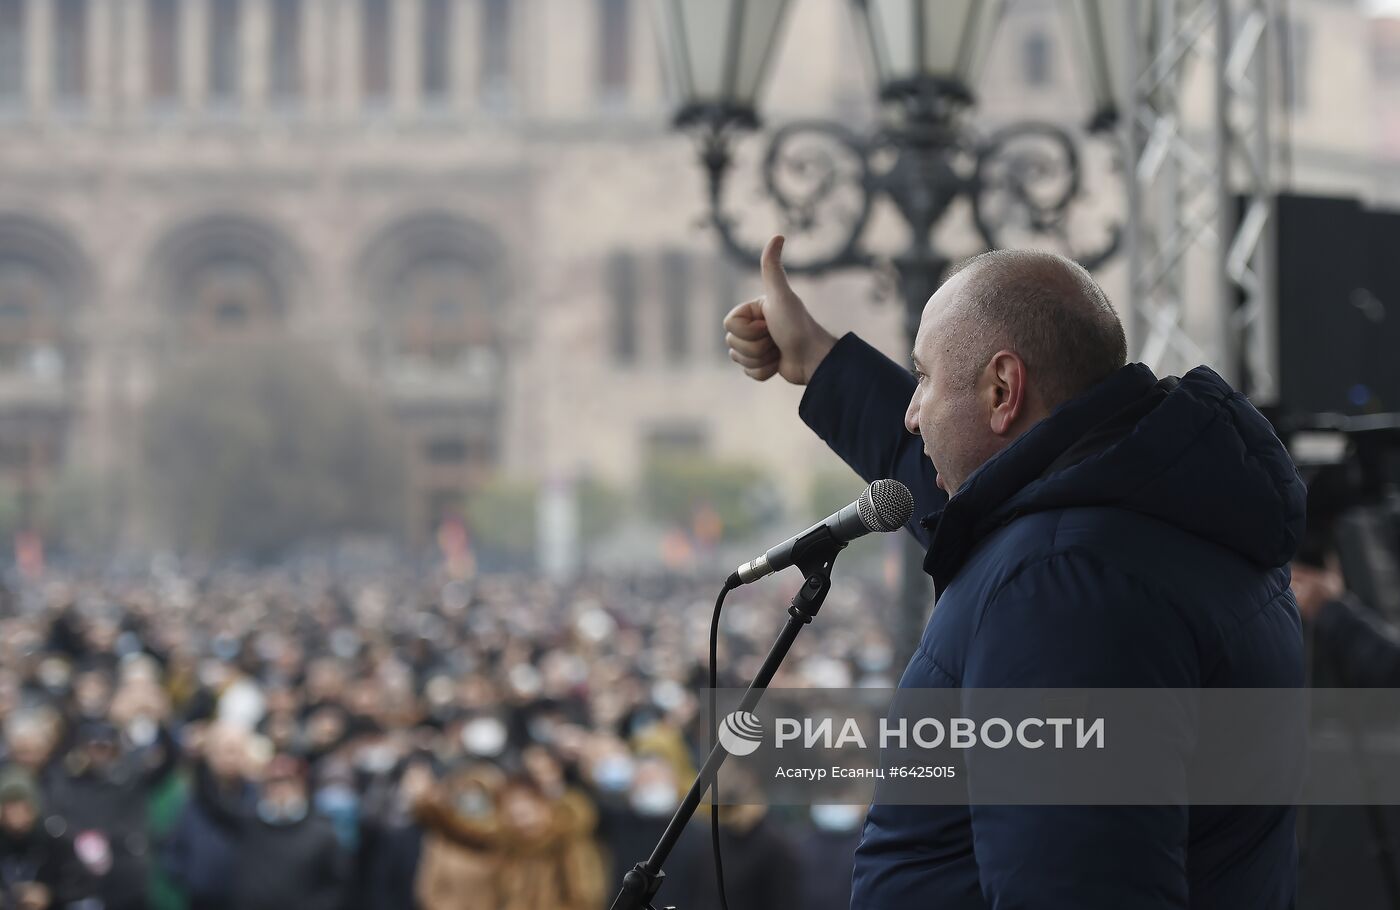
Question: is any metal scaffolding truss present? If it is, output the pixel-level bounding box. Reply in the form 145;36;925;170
1124;0;1280;400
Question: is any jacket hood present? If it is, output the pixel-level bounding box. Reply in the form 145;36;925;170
921;362;1306;589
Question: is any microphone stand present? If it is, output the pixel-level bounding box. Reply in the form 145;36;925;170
609;530;848;910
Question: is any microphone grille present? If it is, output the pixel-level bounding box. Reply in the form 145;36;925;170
858;480;914;532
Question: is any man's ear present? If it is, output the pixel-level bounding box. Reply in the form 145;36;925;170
986;350;1027;436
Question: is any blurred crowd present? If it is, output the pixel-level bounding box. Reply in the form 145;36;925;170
0;565;899;910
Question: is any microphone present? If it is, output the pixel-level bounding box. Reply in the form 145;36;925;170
728;479;913;587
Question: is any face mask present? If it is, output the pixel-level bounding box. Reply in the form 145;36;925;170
810;803;865;832
857;643;893;673
198;662;228;689
629;784;677;818
424;676;454;708
257;797;309;826
454;789;492;818
527;717;556;745
461;718;507;758
591;756;635;793
357;745;397;774
37;660;71;693
315;785;358;814
116;631;144;658
508;664;542;698
126;717;157;748
651;680;685;712
626;710;661;738
330;629;360;659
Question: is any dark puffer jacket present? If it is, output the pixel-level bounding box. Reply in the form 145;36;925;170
799;333;1306;910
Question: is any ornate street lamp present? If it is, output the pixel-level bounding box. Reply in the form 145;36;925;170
858;0;1004;110
653;0;794;129
654;0;1123;339
652;0;1127;661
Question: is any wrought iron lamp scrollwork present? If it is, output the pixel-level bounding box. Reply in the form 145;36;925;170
652;0;1131;659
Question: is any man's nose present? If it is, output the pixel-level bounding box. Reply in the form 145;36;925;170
904;397;920;435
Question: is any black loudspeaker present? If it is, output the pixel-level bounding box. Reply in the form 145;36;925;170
1276;194;1400;415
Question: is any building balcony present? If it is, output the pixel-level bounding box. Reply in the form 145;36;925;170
381;351;502;407
0;371;71;410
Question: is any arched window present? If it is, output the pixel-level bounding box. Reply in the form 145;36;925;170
150;215;303;344
395;256;494;369
0;261;67;380
359;214;506;390
0;217;86;385
185;259;280;338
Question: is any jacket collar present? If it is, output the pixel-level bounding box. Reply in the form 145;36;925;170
919;362;1162;593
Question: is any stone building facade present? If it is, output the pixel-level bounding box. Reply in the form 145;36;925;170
0;0;1394;549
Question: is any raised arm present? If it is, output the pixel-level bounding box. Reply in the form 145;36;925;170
797;333;943;546
723;236;944;546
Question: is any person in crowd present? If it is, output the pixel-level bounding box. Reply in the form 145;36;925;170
669;765;800;910
163;724;257;910
228;754;347;910
1292;554;1400;686
0;564;902;910
413;762;506;910
356;752;433;910
111;659;187;910
0;766;92;910
311;760;360;854
46;718;175;910
587;738;653;890
798;804;865;910
493;772;604;910
2;710;61;780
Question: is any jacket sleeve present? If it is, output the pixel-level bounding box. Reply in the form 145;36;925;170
797;333;945;547
959;550;1195;909
1315;594;1400;687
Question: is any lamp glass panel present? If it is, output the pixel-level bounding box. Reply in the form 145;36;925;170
653;0;694;99
951;0;1005;85
1066;0;1146;119
864;0;916;85
919;0;977;78
731;0;791;107
676;0;736;102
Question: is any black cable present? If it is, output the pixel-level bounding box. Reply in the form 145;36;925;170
710;578;737;910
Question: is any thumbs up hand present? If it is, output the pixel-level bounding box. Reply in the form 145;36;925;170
723;236;838;386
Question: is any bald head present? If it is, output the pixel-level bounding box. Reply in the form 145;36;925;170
939;249;1126;410
905;249;1128;494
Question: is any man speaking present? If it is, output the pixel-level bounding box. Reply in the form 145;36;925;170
723;237;1305;909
